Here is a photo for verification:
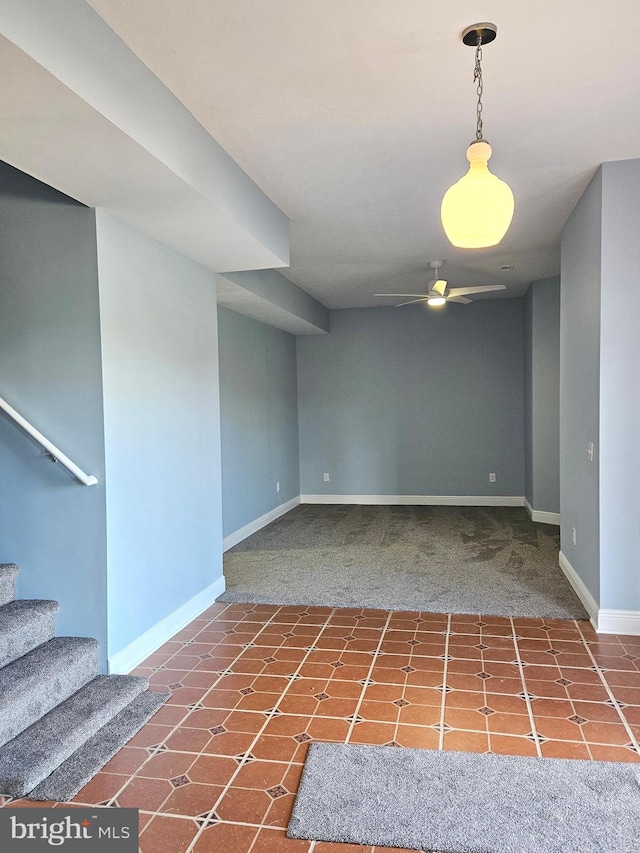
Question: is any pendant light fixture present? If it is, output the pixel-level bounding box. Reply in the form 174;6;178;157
441;23;514;249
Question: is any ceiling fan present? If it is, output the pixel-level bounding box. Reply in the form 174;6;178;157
374;260;506;307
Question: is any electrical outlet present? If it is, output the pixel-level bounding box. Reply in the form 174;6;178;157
587;442;594;462
572;527;577;546
323;472;330;482
489;473;496;483
276;482;280;493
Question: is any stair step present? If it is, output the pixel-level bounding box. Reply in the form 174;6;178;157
0;674;149;797
0;600;59;668
30;690;169;801
0;564;18;607
0;637;99;748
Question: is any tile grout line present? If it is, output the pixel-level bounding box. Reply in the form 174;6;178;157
480;628;491;751
184;607;340;852
344;611;394;742
509;618;542;757
574;620;640;755
437;615;452;750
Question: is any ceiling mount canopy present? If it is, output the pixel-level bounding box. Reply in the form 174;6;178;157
440;22;515;249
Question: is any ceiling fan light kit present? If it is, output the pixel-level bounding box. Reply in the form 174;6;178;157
441;23;514;249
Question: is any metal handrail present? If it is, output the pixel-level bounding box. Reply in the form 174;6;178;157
0;395;98;486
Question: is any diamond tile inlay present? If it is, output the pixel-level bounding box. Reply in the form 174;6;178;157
407;640;420;646
239;687;255;695
475;644;489;651
400;665;416;673
170;775;190;788
343;635;357;642
198;653;212;660
293;733;312;743
209;726;226;736
546;648;561;656
168;682;183;690
555;678;572;686
393;698;410;707
330;661;345;668
314;692;330;701
263;657;277;663
476;672;492;680
267;785;288;799
526;733;548;744
568;715;587;725
195;813;219;828
477;706;496;716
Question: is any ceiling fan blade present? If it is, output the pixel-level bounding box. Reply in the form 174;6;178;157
394;297;429;307
431;279;447;296
446;285;507;297
373;293;430;298
447;296;472;304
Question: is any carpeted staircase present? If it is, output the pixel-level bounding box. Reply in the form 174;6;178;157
0;563;168;801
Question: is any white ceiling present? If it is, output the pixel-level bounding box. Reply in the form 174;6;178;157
86;1;640;308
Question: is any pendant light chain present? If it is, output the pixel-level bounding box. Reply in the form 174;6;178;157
474;36;484;140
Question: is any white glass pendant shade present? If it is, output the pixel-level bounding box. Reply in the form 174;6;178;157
441;141;514;248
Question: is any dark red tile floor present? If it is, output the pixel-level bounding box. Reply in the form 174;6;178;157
2;602;639;852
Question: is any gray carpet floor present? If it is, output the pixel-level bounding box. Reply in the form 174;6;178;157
288;742;640;853
220;505;586;619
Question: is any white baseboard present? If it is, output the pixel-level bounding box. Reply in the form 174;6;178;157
301;494;525;507
223;496;301;551
108;574;226;674
558;551;598;628
597;609;640;636
524;499;560;525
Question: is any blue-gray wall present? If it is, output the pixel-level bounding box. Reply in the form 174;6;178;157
523;293;534;506
95;213;223;660
560;169;602;604
524;277;560;514
297;302;525;496
0;161;108;668
218;307;300;538
599;160;640;611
